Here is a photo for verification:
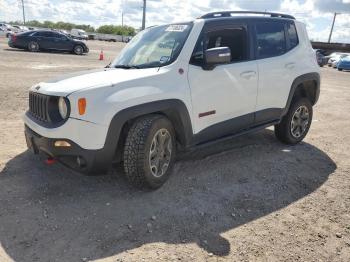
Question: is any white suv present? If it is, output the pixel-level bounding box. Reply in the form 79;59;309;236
23;11;320;189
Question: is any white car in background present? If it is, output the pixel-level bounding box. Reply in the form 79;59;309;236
12;25;29;32
327;53;349;67
0;23;14;38
70;28;88;40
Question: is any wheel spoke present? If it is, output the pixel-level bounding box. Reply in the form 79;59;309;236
290;105;310;139
149;128;172;178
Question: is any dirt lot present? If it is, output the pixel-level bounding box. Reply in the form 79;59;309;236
0;37;349;262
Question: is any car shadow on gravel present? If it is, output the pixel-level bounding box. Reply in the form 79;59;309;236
0;129;336;261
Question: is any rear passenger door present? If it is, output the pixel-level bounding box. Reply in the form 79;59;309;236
254;21;299;124
33;31;57;50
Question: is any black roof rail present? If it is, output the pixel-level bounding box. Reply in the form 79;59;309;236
199;11;295;20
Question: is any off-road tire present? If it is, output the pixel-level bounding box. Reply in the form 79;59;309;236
123;115;176;189
275;97;313;145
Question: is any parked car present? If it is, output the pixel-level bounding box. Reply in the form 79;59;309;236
337;56;350;71
315;49;327;67
327;53;348;67
70;28;88;40
12;25;29;32
8;30;89;55
0;23;14;38
23;11;320;189
59;29;69;35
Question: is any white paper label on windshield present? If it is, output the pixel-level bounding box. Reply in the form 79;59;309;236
165;25;188;32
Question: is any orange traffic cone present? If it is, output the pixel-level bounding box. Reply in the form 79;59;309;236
99;50;104;60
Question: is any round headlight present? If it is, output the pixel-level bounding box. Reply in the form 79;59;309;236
58;97;68;119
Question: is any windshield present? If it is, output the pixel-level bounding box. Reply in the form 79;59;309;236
111;22;193;69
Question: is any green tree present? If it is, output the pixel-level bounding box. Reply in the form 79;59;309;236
8;20;136;35
97;25;135;36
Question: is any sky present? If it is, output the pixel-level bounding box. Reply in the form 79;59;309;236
0;0;349;43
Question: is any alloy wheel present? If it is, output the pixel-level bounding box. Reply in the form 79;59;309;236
290;105;310;138
149;128;172;178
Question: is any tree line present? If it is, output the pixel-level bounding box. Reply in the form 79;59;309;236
8;20;136;36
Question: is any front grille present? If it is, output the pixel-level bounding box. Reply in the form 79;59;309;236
29;92;50;122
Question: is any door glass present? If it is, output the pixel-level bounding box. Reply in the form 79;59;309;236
191;27;248;65
256;22;286;58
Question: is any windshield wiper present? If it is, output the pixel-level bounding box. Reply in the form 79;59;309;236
113;64;141;69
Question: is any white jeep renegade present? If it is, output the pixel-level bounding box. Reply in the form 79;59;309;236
24;11;320;189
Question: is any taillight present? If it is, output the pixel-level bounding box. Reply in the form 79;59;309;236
11;34;17;42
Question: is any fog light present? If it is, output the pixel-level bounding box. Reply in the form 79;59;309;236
54;140;71;147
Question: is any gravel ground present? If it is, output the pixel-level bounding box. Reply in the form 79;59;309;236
0;37;349;262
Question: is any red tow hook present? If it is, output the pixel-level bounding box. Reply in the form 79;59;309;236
45;157;56;165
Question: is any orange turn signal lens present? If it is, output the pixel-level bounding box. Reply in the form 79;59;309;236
78;98;86;115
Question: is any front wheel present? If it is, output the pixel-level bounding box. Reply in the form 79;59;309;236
73;45;83;55
275;97;313;145
338;68;343;71
123;115;176;189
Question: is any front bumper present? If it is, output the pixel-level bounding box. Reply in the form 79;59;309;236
25;125;111;174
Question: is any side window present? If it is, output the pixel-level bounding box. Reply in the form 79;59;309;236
33;32;43;37
190;37;204;65
40;32;51;38
191;27;248;65
40;32;57;38
255;22;286;59
286;22;299;50
51;33;63;39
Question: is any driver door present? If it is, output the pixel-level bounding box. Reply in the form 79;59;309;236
188;23;258;141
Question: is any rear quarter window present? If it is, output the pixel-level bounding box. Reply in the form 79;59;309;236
255;22;286;59
286;22;299;50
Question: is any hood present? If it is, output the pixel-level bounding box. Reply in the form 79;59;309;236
30;68;159;97
72;39;86;44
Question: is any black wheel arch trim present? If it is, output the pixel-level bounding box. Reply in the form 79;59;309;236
102;99;194;163
282;72;320;117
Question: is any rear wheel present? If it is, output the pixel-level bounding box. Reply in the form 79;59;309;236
338;68;343;71
275;97;313;145
123;115;176;189
73;45;83;55
28;41;39;52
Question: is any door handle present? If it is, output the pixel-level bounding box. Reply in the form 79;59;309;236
285;62;296;69
240;71;256;80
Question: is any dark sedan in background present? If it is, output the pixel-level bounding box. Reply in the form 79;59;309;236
8;30;89;55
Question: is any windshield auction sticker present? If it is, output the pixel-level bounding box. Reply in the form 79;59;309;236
165;25;188;32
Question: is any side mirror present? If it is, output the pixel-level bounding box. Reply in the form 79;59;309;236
204;47;231;70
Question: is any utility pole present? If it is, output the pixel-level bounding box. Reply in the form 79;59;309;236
122;11;124;27
328;12;340;43
21;0;26;25
141;0;146;30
